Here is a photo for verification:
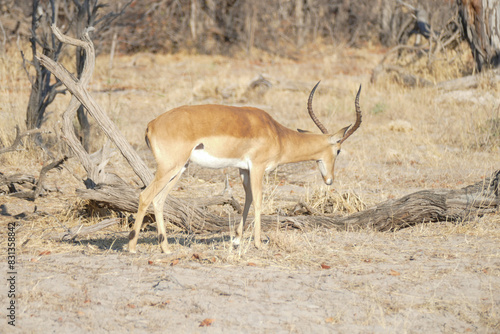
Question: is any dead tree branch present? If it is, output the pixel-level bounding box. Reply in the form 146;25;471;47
437;70;500;90
33;156;68;198
0;173;36;195
0;156;67;200
0;125;49;154
38;24;152;187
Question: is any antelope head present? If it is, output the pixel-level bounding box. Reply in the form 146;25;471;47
307;81;362;185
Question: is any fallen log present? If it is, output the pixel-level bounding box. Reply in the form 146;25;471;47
76;183;238;233
76;170;499;233
283;171;499;231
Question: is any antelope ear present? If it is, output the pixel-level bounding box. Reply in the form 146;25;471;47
329;125;351;144
297;128;310;133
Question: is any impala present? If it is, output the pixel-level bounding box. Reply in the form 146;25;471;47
128;82;362;253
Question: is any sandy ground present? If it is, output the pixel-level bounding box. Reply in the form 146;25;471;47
1;216;499;333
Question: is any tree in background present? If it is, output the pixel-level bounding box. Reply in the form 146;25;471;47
72;0;130;151
24;0;64;132
458;0;500;71
22;0;129;151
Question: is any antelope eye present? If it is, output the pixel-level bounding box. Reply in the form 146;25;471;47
337;149;341;155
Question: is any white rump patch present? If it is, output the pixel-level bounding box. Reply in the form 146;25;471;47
190;147;249;169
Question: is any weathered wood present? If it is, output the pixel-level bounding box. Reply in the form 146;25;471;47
192;195;243;214
57;218;121;241
0;173;36;193
458;0;500;71
76;183;239;233
24;0;66;132
76;170;500;233
38;25;153;187
285;170;499;231
60;95;119;187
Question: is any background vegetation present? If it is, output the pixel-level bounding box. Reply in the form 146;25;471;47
1;0;460;55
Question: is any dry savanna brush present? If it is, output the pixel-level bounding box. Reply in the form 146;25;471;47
1;41;499;332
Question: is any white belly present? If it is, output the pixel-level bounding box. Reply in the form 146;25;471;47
190;149;249;170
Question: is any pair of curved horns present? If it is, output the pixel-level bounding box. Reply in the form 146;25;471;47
307;81;362;144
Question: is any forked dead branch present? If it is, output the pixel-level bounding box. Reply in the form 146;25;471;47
0;125;48;155
37;25;499;248
0;126;69;200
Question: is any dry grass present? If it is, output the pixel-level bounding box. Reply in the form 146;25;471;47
1;42;499;332
1;41;499;259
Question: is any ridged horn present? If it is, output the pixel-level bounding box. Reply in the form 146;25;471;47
339;85;362;144
307;81;329;134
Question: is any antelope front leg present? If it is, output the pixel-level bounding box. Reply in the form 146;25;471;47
250;167;265;248
152;187;171;254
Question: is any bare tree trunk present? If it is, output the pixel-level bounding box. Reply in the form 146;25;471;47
190;0;197;40
25;0;64;131
380;0;396;46
74;0;93;152
73;0;129;152
244;1;256;54
458;0;500;71
295;0;304;48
